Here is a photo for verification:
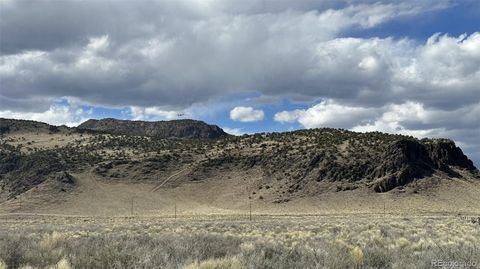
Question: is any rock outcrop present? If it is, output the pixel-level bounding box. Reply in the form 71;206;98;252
77;118;229;139
372;139;477;192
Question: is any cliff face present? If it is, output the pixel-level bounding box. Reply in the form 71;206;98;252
372;139;477;192
77;118;229;139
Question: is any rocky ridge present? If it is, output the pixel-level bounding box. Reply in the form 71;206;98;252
77;118;229;139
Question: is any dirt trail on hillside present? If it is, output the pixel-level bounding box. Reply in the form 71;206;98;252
151;166;192;192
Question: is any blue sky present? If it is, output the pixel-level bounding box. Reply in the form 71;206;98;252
0;0;479;165
345;1;480;40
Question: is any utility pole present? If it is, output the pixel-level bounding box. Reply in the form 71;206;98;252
174;191;177;219
131;197;134;216
247;184;252;221
249;199;252;221
383;201;386;219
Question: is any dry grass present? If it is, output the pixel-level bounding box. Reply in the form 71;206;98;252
0;215;479;268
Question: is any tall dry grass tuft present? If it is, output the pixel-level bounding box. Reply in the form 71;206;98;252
350;246;364;266
182;256;242;269
50;257;72;269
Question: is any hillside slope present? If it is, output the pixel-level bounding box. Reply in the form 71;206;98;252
0;118;69;135
0;118;478;215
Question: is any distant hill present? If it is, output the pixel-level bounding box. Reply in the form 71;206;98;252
77;118;229;139
0;117;229;139
0;118;479;215
0;118;68;135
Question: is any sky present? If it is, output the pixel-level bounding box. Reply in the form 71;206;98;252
0;0;479;165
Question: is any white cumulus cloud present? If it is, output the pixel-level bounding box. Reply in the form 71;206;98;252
274;110;304;124
222;127;245;136
274;100;377;128
0;103;91;127
230;106;264;122
129;106;188;121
